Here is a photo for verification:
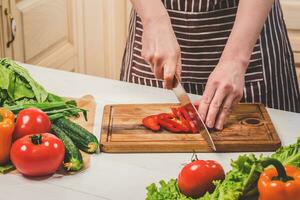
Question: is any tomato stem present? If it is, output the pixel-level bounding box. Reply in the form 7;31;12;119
31;134;42;145
0;114;3;122
262;158;294;182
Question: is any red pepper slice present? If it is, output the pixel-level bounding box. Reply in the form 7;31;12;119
171;107;192;131
157;113;190;133
142;115;160;131
178;106;199;133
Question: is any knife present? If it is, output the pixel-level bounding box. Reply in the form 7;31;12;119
172;75;216;151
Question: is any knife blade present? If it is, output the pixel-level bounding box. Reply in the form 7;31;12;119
172;75;216;151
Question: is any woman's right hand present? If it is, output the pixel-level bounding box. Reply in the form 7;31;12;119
141;14;181;89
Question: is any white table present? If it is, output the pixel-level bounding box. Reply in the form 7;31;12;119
1;64;300;200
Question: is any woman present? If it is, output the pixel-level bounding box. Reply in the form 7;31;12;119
120;0;300;130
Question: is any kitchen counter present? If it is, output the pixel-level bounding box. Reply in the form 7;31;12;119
1;64;300;200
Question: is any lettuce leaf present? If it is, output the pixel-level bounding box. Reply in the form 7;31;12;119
146;179;200;200
271;138;300;168
0;58;48;105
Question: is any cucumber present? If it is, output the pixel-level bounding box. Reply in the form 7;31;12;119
51;125;83;171
54;118;99;153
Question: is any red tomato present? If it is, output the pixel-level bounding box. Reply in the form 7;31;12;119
10;133;65;177
178;160;225;198
14;108;51;140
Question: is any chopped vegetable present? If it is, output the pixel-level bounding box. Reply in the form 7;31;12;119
178;159;225;198
10;133;65;177
51;125;83;171
157;113;190;133
14;108;51;140
54;118;99;153
0;108;15;165
142;105;200;133
258;158;300;200
142;115;160;131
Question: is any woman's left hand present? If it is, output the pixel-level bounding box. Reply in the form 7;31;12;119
197;60;247;130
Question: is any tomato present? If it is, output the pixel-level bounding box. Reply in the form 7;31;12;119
10;133;65;177
14;108;51;140
178;159;225;198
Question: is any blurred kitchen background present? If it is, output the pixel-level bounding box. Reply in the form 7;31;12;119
0;0;299;88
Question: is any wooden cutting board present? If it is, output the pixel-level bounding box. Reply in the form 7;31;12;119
100;103;281;153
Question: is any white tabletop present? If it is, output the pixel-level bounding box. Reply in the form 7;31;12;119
1;64;300;200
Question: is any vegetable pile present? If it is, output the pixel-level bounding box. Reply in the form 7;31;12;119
146;139;300;200
0;58;99;176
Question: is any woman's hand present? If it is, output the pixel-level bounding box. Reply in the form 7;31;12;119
198;60;247;130
141;15;181;89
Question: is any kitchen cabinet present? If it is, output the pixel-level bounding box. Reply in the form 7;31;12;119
6;0;83;72
0;0;131;80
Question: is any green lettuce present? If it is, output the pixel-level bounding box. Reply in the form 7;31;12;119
0;58;48;105
271;138;300;168
146;179;200;200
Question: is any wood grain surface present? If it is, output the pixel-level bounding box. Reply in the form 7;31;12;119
100;103;281;153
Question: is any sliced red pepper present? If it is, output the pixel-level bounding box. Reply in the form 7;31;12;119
178;106;199;133
157;113;190;133
171;107;192;131
142;115;160;131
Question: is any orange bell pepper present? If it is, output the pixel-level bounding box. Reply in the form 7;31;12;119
258;158;300;200
0;108;15;164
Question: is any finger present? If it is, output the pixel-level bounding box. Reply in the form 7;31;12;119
198;82;217;121
164;60;177;89
153;63;164;80
214;95;235;130
205;88;227;128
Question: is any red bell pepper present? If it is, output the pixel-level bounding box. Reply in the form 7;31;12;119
142;115;160;131
157;113;190;133
178;106;199;133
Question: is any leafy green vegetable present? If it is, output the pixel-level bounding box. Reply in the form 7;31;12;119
0;58;86;120
271;138;300;168
146;138;300;200
0;58;48;104
146;179;199;200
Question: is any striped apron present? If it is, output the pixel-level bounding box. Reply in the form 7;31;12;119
120;0;300;113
